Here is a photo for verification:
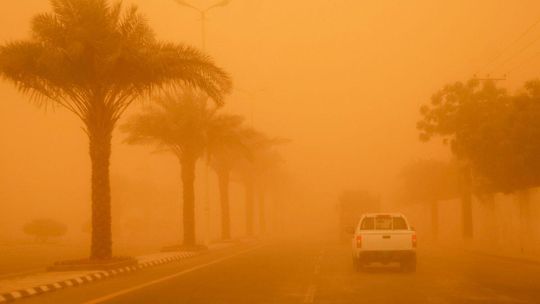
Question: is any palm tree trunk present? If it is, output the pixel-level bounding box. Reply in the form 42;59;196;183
217;169;231;240
245;181;255;237
258;190;266;234
88;121;113;260
181;155;197;246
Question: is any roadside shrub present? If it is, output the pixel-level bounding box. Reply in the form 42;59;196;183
23;219;67;243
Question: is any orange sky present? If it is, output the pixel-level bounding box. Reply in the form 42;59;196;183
2;0;540;238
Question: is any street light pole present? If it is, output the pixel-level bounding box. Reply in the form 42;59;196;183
174;0;231;50
201;11;206;50
174;0;231;247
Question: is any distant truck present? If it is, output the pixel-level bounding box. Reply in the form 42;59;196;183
351;213;417;272
337;191;380;242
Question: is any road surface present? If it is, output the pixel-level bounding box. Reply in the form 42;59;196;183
16;241;540;303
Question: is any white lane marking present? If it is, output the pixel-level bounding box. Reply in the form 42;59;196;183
83;246;263;304
304;284;317;303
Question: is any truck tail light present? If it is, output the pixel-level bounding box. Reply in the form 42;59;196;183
356;235;362;248
412;234;417;248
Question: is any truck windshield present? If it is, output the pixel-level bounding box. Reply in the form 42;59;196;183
360;216;408;230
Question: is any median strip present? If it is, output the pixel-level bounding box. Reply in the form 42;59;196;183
0;251;199;303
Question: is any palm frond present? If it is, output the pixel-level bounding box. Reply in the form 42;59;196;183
121;90;217;160
0;0;232;130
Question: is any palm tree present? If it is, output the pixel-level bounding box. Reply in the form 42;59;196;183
232;129;265;237
206;115;248;240
0;0;231;260
253;150;284;234
233;129;286;236
122;90;224;247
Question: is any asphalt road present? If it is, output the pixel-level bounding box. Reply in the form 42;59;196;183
16;241;540;304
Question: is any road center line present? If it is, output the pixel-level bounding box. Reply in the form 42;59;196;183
83;245;263;304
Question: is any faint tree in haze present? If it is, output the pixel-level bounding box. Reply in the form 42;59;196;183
397;159;460;240
337;191;380;242
417;79;506;238
232;130;287;236
122;90;224;247
417;79;540;246
253;149;285;235
206;115;249;241
23;219;67;243
485;80;540;252
477;80;540;193
0;0;231;259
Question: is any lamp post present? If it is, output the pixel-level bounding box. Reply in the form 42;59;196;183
174;0;231;51
174;0;231;246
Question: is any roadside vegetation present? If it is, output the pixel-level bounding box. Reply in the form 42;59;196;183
0;0;286;264
23;219;68;243
391;78;540;249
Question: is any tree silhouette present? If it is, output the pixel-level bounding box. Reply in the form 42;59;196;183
206;115;248;240
122;90;227;247
232;129;286;236
253;149;284;234
397;159;460;240
417;80;506;237
417;79;540;241
0;0;231;259
24;219;68;243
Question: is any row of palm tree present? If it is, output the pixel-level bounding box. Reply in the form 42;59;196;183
0;0;284;260
122;89;284;248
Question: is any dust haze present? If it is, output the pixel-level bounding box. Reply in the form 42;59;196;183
1;1;540;303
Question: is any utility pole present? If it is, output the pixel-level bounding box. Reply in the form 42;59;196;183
174;0;231;247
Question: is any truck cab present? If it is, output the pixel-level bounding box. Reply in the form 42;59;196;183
352;213;417;272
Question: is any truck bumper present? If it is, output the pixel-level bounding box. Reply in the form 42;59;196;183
357;250;416;264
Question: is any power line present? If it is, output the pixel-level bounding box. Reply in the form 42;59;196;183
488;33;540;75
505;51;540;75
476;16;540;75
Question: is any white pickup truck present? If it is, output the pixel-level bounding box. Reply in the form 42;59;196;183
351;213;417;272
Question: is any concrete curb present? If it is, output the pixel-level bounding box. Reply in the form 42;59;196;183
0;252;196;303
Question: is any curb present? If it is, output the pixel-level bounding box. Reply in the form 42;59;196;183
0;252;196;303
